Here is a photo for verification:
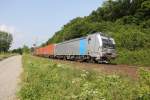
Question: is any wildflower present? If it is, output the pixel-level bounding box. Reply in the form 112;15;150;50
72;80;75;84
81;73;87;78
71;95;78;99
107;75;119;79
92;90;98;94
71;78;82;84
82;70;86;72
85;71;89;74
57;64;62;68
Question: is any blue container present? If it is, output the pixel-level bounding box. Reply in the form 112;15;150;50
80;39;87;55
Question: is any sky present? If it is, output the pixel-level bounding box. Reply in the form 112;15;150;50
0;0;105;49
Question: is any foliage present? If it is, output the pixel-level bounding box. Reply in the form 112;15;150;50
0;52;15;60
137;68;150;99
43;0;150;66
22;45;30;54
113;49;150;66
12;45;33;54
0;31;13;52
19;55;150;100
12;48;23;54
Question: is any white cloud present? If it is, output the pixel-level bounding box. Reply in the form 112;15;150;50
0;24;16;34
0;24;50;50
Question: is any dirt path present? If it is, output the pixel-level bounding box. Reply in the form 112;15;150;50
51;59;150;79
0;55;22;100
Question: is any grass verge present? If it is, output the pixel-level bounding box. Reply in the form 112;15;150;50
19;54;150;100
0;53;15;61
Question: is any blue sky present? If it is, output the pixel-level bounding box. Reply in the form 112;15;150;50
0;0;104;49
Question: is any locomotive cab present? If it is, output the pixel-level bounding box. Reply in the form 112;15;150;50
87;32;116;62
101;36;116;60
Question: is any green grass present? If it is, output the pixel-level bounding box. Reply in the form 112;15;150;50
0;52;15;60
19;54;150;100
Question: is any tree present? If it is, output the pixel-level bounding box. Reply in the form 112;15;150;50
22;45;30;54
45;0;150;48
12;48;23;54
0;31;13;52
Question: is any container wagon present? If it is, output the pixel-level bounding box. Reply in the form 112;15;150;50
38;47;43;56
34;48;41;56
34;44;55;57
42;44;55;58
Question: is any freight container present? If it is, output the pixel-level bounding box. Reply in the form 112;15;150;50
43;44;55;57
39;48;43;55
35;48;41;56
34;44;55;57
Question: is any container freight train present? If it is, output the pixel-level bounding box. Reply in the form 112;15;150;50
34;32;116;63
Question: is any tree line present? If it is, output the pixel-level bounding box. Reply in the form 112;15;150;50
0;31;13;52
0;31;32;54
43;0;150;45
42;0;150;66
11;45;32;54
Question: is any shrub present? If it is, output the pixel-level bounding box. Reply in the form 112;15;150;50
113;49;150;66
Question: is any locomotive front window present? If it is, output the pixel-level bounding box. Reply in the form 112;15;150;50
102;39;115;49
88;38;91;44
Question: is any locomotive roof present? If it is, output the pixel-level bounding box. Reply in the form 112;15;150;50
56;36;87;45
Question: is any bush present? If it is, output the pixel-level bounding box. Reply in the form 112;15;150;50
0;52;15;60
113;49;150;66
